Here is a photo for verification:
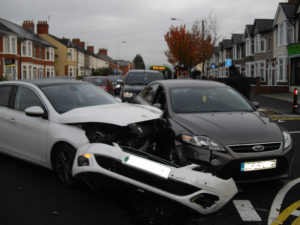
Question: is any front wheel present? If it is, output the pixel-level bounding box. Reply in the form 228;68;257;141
52;145;77;187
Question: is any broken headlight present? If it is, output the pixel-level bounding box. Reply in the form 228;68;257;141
181;135;225;152
283;131;292;149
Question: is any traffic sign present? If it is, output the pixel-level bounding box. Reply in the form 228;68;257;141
225;59;232;67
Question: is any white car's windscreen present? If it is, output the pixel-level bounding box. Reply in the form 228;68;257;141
41;83;118;114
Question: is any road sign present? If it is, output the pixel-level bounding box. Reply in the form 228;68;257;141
225;59;232;67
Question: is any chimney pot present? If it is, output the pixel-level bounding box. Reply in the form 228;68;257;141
22;20;34;33
37;21;49;34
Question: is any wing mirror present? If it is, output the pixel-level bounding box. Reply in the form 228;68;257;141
25;106;47;118
252;101;260;109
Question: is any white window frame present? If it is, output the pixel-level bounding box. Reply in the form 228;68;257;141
287;22;294;44
277;55;288;82
278;22;286;47
3;35;17;54
254;34;266;53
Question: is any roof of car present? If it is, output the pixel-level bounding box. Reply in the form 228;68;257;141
128;69;161;74
1;79;87;88
152;79;227;88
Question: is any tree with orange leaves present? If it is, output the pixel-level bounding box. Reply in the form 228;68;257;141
165;15;218;75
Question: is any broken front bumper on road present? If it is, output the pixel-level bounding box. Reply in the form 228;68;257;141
73;143;238;215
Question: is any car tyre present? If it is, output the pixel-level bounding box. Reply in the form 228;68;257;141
53;144;78;187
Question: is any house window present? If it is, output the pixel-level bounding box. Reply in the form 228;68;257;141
33;46;36;58
255;36;259;53
11;37;16;54
46;48;50;60
22;65;27;80
3;36;10;53
39;47;42;59
246;39;250;56
39;68;43;78
259;62;266;82
46;68;50;78
278;23;286;46
28;65;32;79
233;46;236;59
277;56;288;82
237;46;241;59
287;23;294;44
28;41;32;57
260;37;266;52
22;43;27;56
226;50;230;59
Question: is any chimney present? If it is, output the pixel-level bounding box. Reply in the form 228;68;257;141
37;21;49;34
22;20;34;33
98;48;107;56
87;46;94;54
79;42;85;49
72;38;81;46
288;0;298;3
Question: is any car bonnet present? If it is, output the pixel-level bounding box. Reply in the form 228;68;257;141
57;103;163;126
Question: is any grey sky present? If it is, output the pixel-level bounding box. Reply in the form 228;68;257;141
1;0;286;67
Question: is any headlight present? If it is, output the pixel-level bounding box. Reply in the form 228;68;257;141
115;84;120;89
283;131;292;148
123;92;133;98
181;135;225;152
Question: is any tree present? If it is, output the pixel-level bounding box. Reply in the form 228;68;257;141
164;14;218;74
133;54;146;69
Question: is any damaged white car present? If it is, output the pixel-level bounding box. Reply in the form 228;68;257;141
0;80;237;214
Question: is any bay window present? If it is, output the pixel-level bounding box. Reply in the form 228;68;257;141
3;36;17;54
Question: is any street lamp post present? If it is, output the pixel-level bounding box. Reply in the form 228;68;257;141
117;41;126;75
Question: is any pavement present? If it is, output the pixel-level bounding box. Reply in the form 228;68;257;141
251;92;300;119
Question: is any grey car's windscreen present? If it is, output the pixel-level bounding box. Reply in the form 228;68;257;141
41;83;118;114
125;73;162;85
170;87;254;113
83;77;106;86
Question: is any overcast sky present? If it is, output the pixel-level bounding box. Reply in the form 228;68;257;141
1;0;286;67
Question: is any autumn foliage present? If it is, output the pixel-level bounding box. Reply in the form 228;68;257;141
165;18;217;72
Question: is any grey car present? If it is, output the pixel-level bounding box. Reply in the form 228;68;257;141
135;80;294;182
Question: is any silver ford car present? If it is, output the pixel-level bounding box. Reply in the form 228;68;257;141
0;79;237;214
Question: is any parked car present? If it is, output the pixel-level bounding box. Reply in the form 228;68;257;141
83;76;114;95
107;75;123;95
135;80;294;182
0;80;237;214
120;70;163;102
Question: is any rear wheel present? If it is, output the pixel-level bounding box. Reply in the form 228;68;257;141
52;144;77;187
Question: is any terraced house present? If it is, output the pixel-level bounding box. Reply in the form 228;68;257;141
204;0;300;93
0;18;55;80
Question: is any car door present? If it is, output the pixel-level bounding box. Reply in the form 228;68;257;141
5;85;49;164
0;85;16;153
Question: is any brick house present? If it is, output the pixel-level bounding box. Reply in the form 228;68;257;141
0;19;55;80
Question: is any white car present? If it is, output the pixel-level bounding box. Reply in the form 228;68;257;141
0;80;237;214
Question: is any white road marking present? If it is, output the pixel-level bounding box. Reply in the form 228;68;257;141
292;210;300;217
268;178;300;225
233;200;262;222
289;131;300;134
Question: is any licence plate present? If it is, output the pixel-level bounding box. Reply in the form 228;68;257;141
241;159;277;172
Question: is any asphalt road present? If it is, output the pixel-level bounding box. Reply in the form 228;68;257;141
0;119;299;225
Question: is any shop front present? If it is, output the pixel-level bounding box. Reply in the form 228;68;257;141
288;43;300;87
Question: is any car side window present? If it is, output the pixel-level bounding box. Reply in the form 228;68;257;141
0;85;13;108
14;86;44;112
142;83;159;103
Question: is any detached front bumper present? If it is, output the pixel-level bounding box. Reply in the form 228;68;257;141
73;143;238;215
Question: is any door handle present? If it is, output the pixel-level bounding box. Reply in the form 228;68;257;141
8;118;17;123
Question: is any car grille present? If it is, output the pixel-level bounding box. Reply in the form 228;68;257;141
217;157;289;181
228;142;282;153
